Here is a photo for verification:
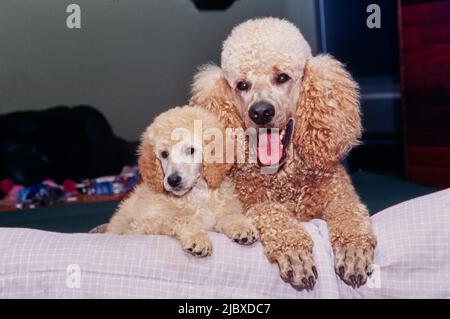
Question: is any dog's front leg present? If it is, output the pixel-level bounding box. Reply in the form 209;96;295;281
128;214;212;257
322;181;377;288
214;213;258;245
247;202;317;291
171;217;213;258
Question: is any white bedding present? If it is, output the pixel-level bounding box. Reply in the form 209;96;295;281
0;188;449;299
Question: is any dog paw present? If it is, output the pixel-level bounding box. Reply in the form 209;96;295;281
181;233;213;258
276;249;318;291
334;245;374;288
230;223;258;245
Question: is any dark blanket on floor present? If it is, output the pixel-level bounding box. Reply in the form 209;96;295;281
0;105;137;185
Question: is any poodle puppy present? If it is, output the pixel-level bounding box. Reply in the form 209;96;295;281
106;106;258;257
190;18;376;289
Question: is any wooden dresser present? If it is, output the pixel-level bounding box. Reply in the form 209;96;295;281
399;0;450;188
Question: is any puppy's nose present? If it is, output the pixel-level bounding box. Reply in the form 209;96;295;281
248;102;275;125
167;174;182;188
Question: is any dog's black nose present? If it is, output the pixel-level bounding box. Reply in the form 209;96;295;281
248;103;275;125
167;174;182;188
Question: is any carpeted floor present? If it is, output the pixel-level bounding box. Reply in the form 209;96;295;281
0;171;434;233
351;171;434;213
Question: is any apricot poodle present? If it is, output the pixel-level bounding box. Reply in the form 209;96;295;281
190;18;377;290
106;106;258;257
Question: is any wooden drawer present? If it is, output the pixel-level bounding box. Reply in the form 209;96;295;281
402;0;450;26
407;146;450;167
400;0;450;187
403;22;450;48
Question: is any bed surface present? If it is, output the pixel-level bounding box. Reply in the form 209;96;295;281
1;188;448;298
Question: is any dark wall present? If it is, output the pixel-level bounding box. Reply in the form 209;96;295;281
321;0;400;80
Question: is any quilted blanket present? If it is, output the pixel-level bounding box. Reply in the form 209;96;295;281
0;189;449;298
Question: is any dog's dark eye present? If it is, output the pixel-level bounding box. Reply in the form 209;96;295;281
161;151;169;159
186;147;195;155
236;81;250;91
276;73;290;84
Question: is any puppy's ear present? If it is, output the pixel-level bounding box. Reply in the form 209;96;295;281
293;55;361;171
190;64;242;130
138;140;164;193
202;130;233;189
203;161;232;189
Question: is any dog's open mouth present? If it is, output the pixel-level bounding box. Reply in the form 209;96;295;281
256;118;294;167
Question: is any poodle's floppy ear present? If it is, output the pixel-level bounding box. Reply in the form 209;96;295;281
293;55;361;171
203;161;232;189
201;128;233;189
190;64;242;130
138;139;164;193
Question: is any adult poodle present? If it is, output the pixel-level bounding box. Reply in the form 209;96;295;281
190;18;376;290
106;106;258;256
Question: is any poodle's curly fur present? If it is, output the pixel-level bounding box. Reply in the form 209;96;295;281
106;106;258;257
190;18;376;290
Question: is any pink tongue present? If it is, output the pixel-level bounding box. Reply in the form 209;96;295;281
257;130;282;166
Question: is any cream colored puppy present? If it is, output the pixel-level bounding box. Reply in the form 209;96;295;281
106;106;258;257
